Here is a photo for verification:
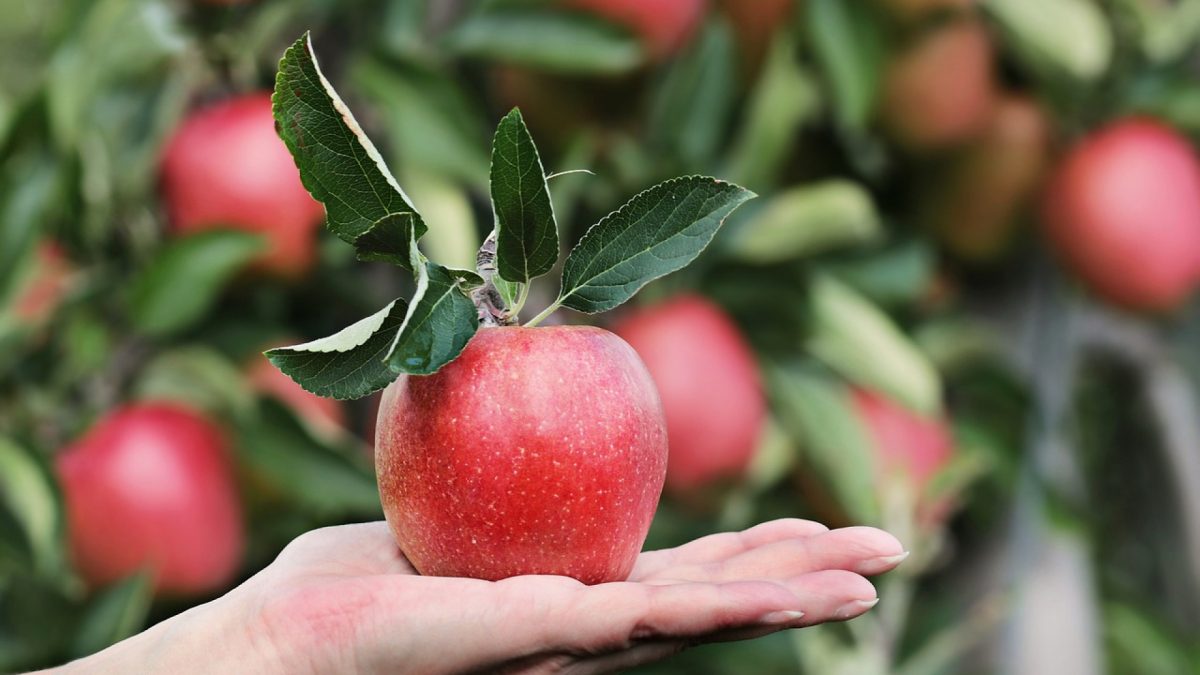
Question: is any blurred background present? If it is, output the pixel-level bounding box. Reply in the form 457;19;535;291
2;0;1200;672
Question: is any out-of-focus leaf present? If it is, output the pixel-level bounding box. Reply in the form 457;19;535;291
0;576;77;671
236;400;380;517
128;230;264;337
274;33;424;243
351;57;490;190
805;0;884;130
725;180;881;264
445;9;643;75
404;170;480;271
1104;602;1199;675
768;364;880;524
726;35;820;191
386;257;481;376
491;108;559;284
984;0;1112;82
823;239;935;307
133;346;255;417
267;299;409;400
648;20;738;168
807;275;941;415
70;572;152;659
0;156;60;303
0;438;63;578
745;418;796;491
557;177;756;314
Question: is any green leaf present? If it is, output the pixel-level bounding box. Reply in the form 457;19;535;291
768;364;880;525
236;400;380;516
132;346;255;417
386;258;481;376
806;275;941;416
0;437;64;578
557;176;755;314
824;239;935;307
805;0;884;130
128;230;264;337
402;170;481;271
725;180;881;264
353;212;425;270
273;32;423;243
984;0;1112;82
490;108;558;285
0;155;61;303
648;20;738;167
266;299;409;400
70;572;152;658
445;9;643;75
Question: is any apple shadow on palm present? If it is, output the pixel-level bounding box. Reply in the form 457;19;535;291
237;518;906;675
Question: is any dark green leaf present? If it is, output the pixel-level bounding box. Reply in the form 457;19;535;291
0;155;60;302
805;0;884;130
273;32;423;242
353;212;425;270
445;9;643;75
128;230;264;337
236;400;380;516
386;259;481;375
0;437;64;577
491;108;558;284
70;572;152;658
266;299;410;400
557;176;755;313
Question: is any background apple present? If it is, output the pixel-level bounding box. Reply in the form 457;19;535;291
716;0;795;76
160;94;325;279
375;326;667;584
247;346;345;438
55;403;244;595
880;17;995;152
613;294;766;493
563;0;706;61
1042;118;1200;311
9;241;73;325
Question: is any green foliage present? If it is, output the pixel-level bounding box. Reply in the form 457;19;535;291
445;8;643;75
490;108;558;285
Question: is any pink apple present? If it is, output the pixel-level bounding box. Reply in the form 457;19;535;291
248;348;345;437
375;326;667;584
160;94;325;278
563;0;706;61
613;294;766;493
56;403;244;595
1043;118;1200;311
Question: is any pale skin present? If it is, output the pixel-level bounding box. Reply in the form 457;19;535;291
45;519;906;675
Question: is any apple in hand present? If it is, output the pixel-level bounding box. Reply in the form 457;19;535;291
880;18;995;152
1043;118;1200;312
56;403;244;595
160;94;325;278
613;294;766;493
375;326;667;584
563;0;705;61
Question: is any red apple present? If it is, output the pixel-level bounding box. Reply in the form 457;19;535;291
612;295;766;493
924;95;1051;262
9;241;73;324
880;19;995;151
56;403;244;595
563;0;706;61
716;0;795;76
248;346;345;437
851;388;953;492
160;94;325;278
375;326;667;584
1043;118;1200;311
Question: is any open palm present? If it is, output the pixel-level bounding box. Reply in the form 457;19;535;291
230;519;906;674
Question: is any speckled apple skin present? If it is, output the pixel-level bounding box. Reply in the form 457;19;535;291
375;325;668;584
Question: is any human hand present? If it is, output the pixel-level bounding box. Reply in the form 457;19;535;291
53;519;905;675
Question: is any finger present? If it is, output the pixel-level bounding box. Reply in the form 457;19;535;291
780;569;880;625
631;518;830;581
664;526;906;583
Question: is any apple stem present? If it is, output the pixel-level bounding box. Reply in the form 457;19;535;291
525;300;561;327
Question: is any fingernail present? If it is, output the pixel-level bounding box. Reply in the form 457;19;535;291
758;610;806;625
856;551;910;574
834;598;879;620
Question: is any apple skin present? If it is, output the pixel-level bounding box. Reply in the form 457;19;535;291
881;19;995;152
160;94;324;279
612;295;766;493
563;0;706;61
1043;118;1200;312
924;95;1051;262
56;403;244;595
10;242;72;324
375;325;667;584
